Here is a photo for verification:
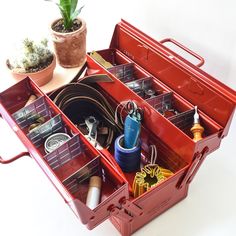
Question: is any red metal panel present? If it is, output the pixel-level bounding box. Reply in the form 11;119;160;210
110;20;236;129
0;77;129;228
86;55;222;164
0;20;235;236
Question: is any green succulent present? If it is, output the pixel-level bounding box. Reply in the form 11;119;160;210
46;0;84;30
8;38;53;73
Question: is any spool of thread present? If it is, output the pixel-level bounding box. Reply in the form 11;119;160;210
115;134;141;173
24;95;37;107
86;176;102;209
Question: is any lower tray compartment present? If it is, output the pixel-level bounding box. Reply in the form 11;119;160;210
43;133;128;209
61;156;126;205
49;81;189;200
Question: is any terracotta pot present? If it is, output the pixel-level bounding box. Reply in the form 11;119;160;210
50;17;87;68
7;55;56;87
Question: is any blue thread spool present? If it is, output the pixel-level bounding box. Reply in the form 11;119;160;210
115;134;141;172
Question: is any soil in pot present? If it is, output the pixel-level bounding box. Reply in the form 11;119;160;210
7;55;54;73
6;55;56;87
52;19;82;33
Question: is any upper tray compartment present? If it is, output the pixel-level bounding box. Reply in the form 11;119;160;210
109;20;236;134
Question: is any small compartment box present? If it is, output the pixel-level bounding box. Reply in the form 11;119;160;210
0;20;236;236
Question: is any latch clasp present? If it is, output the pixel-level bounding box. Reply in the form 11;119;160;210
109;198;143;222
177;146;209;189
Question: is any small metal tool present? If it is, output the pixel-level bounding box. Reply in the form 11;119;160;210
144;88;156;98
193;105;200;124
126;101;143;121
157;103;178;118
85;116;99;140
190;106;204;142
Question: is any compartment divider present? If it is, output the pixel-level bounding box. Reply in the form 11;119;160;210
108;63;135;83
27;114;65;147
12;96;55;129
146;92;173;114
44;134;84;170
62;156;101;198
168;109;195;132
125;76;162;99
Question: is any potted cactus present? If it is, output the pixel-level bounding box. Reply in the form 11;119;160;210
45;0;86;68
6;38;56;86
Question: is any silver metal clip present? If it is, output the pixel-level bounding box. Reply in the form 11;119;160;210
85;116;99;139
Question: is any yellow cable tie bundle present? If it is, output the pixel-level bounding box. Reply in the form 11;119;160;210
159;167;174;178
132;164;173;198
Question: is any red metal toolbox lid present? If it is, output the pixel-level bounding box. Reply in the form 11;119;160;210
109;20;236;135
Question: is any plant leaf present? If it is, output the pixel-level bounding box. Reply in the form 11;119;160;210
60;0;71;17
59;0;73;29
71;5;84;21
70;0;78;15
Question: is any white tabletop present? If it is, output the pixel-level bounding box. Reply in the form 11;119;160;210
0;1;235;236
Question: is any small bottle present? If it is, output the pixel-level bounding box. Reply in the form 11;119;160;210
190;106;204;142
86;176;102;209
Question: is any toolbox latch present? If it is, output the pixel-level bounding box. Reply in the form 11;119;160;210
109;198;143;222
119;197;143;217
177;146;209;189
109;206;133;222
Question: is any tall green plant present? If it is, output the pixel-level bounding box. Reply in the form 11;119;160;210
46;0;84;30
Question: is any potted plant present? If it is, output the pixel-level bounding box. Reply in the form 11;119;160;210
46;0;86;68
6;38;56;86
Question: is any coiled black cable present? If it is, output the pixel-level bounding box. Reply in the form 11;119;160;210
51;83;123;148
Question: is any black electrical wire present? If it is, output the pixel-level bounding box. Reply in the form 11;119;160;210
51;83;123;148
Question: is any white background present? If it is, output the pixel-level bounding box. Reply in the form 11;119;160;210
0;0;235;236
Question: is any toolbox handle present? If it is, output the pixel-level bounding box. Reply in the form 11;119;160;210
177;147;209;189
0;113;30;164
0;152;29;164
160;38;205;67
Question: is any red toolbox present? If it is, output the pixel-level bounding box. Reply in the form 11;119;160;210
0;20;235;236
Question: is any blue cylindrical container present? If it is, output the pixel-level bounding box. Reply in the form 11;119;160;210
115;134;141;172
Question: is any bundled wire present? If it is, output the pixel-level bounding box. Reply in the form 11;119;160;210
132;145;174;198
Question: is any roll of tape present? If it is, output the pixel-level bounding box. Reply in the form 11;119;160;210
115;134;141;172
44;133;71;153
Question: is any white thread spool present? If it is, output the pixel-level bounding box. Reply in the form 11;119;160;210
86;176;102;209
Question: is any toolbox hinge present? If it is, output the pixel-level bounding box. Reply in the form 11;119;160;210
109;198;143;222
120;198;143;216
109;206;133;222
177;146;209;189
